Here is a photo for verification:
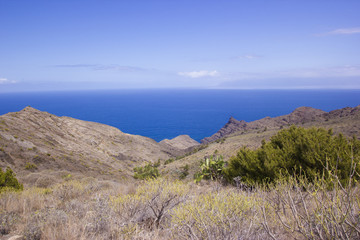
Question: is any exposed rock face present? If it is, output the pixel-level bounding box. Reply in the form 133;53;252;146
201;105;360;143
160;135;199;150
326;105;360;118
0;107;185;185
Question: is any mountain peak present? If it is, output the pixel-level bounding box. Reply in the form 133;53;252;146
23;106;36;110
227;116;246;125
291;106;324;114
228;116;237;123
21;106;42;113
160;135;199;150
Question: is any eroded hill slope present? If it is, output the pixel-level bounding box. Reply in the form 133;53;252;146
0;107;188;186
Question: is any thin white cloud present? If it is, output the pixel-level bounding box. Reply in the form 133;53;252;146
325;27;360;35
0;78;17;84
231;54;261;60
178;70;219;78
52;64;149;72
53;64;98;68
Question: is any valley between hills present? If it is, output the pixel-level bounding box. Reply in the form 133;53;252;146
0;105;359;186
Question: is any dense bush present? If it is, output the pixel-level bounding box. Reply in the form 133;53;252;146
0;167;23;191
224;126;360;186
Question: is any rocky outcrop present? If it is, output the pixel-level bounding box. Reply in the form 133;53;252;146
326;105;360;119
160;135;199;150
201;105;359;143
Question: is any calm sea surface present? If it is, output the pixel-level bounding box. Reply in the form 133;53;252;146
0;89;359;142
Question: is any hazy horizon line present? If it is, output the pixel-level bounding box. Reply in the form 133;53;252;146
1;87;360;94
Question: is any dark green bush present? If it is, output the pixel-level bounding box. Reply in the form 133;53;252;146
224;126;360;186
0;167;23;191
133;163;160;180
164;158;175;165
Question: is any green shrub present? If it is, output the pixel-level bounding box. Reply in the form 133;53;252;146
224;126;360;186
133;162;160;180
164;158;175;165
153;159;161;167
25;162;37;170
194;155;225;182
215;138;226;144
179;164;189;179
0;167;23;191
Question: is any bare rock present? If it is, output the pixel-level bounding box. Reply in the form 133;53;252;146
7;235;23;240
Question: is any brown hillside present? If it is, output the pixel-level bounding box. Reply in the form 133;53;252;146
0;107;188;186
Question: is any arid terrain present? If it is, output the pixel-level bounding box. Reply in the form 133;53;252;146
1;105;359;185
1;105;360;240
0;107;197;187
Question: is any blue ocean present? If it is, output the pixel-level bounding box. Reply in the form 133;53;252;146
0;89;359;142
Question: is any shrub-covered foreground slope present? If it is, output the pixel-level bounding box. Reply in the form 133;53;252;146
1;105;360;239
1;177;359;239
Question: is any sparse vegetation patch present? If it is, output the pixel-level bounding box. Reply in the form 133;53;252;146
25;162;37;170
133;162;160;180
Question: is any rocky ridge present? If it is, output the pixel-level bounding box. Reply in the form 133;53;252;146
201;105;360;143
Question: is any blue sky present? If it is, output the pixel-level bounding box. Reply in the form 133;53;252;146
0;0;359;92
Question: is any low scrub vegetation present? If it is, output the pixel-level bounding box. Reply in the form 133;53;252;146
0;173;359;239
133;161;160;180
25;162;37;170
178;164;189;179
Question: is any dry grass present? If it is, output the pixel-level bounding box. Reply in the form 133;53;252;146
0;175;359;240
